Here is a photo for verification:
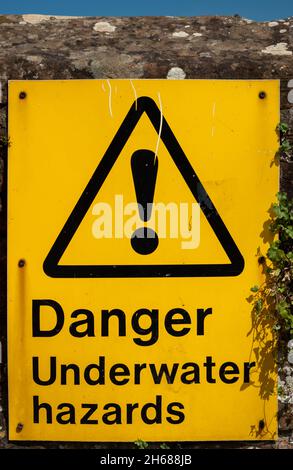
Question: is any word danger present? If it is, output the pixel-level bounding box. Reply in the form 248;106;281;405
32;299;213;346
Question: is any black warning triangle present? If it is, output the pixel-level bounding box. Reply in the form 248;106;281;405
43;97;244;278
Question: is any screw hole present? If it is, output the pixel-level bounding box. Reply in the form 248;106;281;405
18;259;25;268
259;419;265;431
19;91;27;100
16;423;24;433
259;91;266;99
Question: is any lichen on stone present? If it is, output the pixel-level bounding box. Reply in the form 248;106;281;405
261;42;292;56
93;21;116;33
166;67;186;79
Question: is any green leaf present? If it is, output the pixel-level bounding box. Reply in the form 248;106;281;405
277;300;291;320
134;439;148;449
284;227;293;239
160;443;170;449
277;122;289;134
280;140;292;153
250;285;259;293
255;299;263;313
277;286;286;294
267;245;285;263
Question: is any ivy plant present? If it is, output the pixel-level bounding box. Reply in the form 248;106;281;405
251;193;292;337
277;122;292;162
250;122;293;340
134;439;149;449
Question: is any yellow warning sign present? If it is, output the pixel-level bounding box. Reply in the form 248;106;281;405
8;79;279;441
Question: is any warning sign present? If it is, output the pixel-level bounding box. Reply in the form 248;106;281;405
8;80;279;441
44;96;244;278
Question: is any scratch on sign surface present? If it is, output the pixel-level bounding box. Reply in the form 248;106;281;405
154;92;163;162
106;79;113;118
130;79;138;111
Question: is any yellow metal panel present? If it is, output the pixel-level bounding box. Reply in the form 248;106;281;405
8;80;279;441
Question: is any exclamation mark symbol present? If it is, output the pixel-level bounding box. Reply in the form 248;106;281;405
131;149;159;255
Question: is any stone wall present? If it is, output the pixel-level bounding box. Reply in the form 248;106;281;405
0;14;292;448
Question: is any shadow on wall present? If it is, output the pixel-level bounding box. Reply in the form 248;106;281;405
245;206;278;440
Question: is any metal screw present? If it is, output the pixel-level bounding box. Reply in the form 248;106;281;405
18;259;26;268
259;91;266;99
19;91;27;100
16;423;24;433
258;419;265;430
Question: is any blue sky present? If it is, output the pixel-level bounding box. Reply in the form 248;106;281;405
0;0;292;21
